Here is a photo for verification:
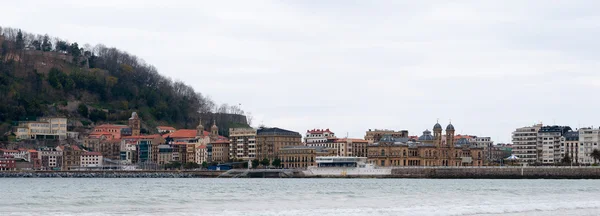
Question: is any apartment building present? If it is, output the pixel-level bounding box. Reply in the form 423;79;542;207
229;128;257;160
364;129;409;144
512;124;542;164
577;128;600;165
305;129;336;144
256;127;302;161
538;126;572;164
15;117;68;140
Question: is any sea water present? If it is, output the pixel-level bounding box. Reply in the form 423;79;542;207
0;178;598;216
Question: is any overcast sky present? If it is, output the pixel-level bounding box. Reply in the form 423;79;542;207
4;1;600;143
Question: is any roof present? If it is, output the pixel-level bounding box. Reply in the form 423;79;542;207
446;123;455;131
257;127;301;137
164;129;207;138
72;146;81;151
82;152;102;156
157;126;176;131
27;149;37;153
334;138;368;143
2;149;18;153
433;123;442;130
307;129;333;134
95;124;128;129
122;134;162;139
197;145;207;149
211;139;230;144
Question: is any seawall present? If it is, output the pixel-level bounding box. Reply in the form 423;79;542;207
389;167;600;179
0;170;225;178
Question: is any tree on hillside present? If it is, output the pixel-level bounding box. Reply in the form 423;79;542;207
31;40;41;50
15;30;23;50
591;149;600;164
41;34;52;51
77;104;89;118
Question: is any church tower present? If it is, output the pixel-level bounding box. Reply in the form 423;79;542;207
433;121;442;148
196;118;204;137
446;122;455;149
129;112;140;136
211;120;219;136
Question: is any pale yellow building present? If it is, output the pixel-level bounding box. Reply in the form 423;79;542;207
15;117;68;140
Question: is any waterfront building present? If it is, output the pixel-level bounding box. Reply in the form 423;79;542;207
0;155;16;171
577;128;600;165
256;127;302;161
305;129;336;144
14;117;68;140
229;127;257;160
61;145;82;170
84;132;121;161
560;131;580;163
364;129;409;144
157;144;173;165
367;122;484;167
80;152;103;168
156;126;176;134
512;124;543;164
306;138;369;157
211;139;230;163
487;145;513;165
120;134;165;164
279;146;336;169
195;145;208;165
538;125;572;164
39;148;63;170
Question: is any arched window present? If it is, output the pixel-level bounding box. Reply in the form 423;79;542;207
381;149;385;156
403;150;407;156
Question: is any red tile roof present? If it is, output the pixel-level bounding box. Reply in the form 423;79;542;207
122;134;162;139
27;149;37;153
197;145;207;149
157;126;176;131
72;146;81;151
95;124;128;129
211;139;230;144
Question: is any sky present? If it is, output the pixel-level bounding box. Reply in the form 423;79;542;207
4;0;600;143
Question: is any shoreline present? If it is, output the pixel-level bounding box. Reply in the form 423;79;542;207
2;167;600;179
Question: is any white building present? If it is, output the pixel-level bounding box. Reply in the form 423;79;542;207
80;152;103;167
305;129;336;144
512;124;542;164
538;125;572;164
577;128;600;165
560;131;580;163
195;145;208;165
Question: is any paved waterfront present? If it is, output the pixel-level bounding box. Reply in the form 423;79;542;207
1;178;599;215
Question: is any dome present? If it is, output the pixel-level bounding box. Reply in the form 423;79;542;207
433;123;442;130
456;138;470;145
418;130;434;141
446;123;455;131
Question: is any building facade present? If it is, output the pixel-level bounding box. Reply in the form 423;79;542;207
229;127;257;160
15;117;68;140
305;129;336;144
81;152;103;168
367;122;484;167
364;129;409;144
538;125;572;164
279;146;336;169
512;124;542;164
577;128;600;165
256;127;303;161
560;131;580;163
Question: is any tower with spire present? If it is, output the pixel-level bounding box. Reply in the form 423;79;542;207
129;112;140;136
433;120;442;148
196;118;204;137
211;120;219;136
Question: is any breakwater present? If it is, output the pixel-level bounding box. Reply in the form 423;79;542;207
0;170;225;178
389;167;600;179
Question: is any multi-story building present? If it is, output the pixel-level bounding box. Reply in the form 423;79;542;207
211;139;230;163
84;132;121;161
279;146;336;169
229;128;257;160
120;135;165;164
305;129;336;144
364;129;409;144
538;125;572;164
305;138;369;157
15;117;68;140
0;155;16;171
195;145;208;165
156;126;176;134
80;152;103;168
512;124;542;164
368;122;484;167
487;144;513;165
560;131;580;163
61;145;82;170
577;128;600;165
256;127;302;161
157;144;173;165
39;148;63;170
91;124;130;139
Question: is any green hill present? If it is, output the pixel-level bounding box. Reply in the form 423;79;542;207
0;27;249;137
